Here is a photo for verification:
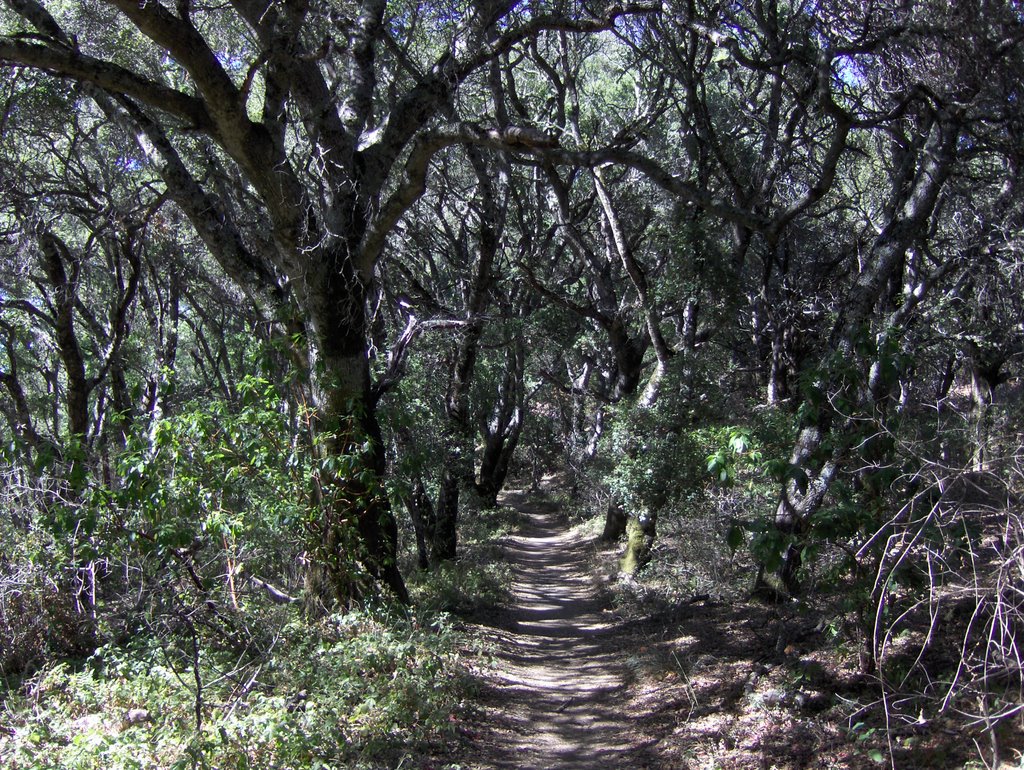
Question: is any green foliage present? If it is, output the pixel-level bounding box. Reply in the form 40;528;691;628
706;427;759;486
620;517;650;575
1;367;474;768
109;376;381;609
111;376;327;581
1;375;384;683
602;388;798;580
407;504;517;612
605;399;705;520
409;559;512;614
0;608;465;769
0;501;96;676
748;524;796;574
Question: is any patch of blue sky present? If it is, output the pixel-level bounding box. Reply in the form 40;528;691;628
118;157;143;173
215;51;247;73
834;54;865;88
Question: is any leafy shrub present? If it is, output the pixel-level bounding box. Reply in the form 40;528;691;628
408;558;512;614
605;400;706;522
0;608;466;769
112;376;320;592
407;504;517;613
600;399;797;606
0;469;98;678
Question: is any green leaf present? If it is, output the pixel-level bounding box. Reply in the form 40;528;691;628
728;430;751;454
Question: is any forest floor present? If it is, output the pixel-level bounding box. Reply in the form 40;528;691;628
456;485;659;768
447;478;1015;770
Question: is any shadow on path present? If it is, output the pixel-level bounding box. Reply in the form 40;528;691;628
467;486;659;769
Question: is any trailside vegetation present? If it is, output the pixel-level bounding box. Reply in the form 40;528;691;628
1;0;1021;767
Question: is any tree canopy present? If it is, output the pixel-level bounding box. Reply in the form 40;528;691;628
1;0;1023;765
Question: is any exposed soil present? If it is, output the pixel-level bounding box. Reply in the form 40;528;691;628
462;487;659;768
452;483;1023;770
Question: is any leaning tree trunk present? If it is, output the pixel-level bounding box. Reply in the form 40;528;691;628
477;339;526;507
433;464;463;562
764;116;957;596
404;475;435;571
39;233;91;442
432;149;500;561
600;495;628;542
968;348;1005;473
392;426;435;571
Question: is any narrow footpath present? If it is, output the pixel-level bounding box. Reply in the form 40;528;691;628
468;488;658;769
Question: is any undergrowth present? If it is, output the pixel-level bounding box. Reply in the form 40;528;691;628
405;502;518;614
0;607;467;770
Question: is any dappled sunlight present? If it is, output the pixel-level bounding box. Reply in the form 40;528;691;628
466;488;659;768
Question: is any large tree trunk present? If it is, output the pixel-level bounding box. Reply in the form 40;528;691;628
600;495;628;542
404;475;435;571
433;467;461;562
305;377;409;606
432;149;501;561
621;509;657;574
968;350;1005;473
393;426;435;571
39;233;91;442
306;246;409;606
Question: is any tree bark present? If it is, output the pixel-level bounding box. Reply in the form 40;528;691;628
432;469;460;563
404;475;435;571
306;242;409;605
477;339;526;507
766;116;958;595
432;149;502;560
601;495;628;542
38;233;90;441
969;350;1005;473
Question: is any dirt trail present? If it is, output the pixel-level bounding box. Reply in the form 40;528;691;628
469;487;657;769
453;480;1014;770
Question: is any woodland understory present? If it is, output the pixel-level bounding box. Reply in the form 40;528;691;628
0;0;1023;768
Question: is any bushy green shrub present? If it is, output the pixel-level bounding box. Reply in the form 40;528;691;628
605;400;706;522
407;504;517;613
599;393;798;602
0;608;466;770
1;373;476;769
0;467;101;678
112;376;324;590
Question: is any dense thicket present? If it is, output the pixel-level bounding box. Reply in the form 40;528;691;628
1;0;1022;766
